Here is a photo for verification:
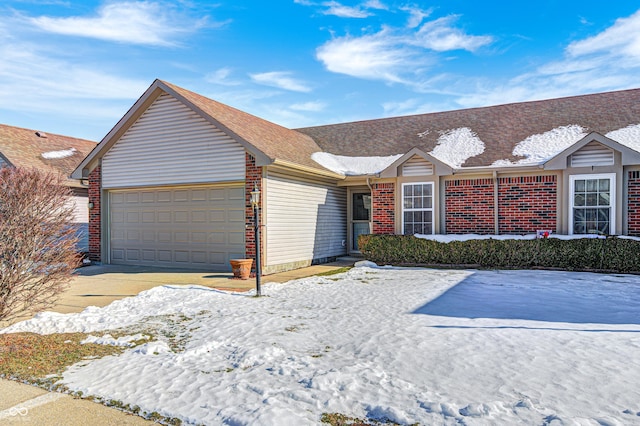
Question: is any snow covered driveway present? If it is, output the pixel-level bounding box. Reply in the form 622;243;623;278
3;265;640;425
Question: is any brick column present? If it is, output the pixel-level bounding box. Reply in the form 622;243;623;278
628;171;640;236
498;175;557;234
245;153;263;265
88;166;101;261
372;182;395;234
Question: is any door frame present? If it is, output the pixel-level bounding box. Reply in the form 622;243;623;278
347;187;372;254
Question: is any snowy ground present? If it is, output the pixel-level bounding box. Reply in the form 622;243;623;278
3;264;640;425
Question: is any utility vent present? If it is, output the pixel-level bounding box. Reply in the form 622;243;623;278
571;141;614;167
402;155;433;176
35;131;48;138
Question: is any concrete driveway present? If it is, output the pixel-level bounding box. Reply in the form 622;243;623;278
0;259;355;425
51;260;353;315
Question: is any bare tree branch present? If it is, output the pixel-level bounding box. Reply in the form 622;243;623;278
0;167;80;321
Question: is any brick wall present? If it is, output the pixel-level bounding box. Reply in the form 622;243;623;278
445;178;495;234
498;176;557;233
245;153;262;267
628;171;640;236
88;166;101;261
372;182;395;234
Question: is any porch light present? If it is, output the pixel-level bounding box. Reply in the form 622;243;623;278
250;185;262;296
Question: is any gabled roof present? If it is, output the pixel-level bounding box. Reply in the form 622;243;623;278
73;79;334;179
160;81;325;171
0;124;97;188
379;147;453;177
543;132;640;170
296;88;640;169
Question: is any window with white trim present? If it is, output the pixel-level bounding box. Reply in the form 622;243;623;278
570;173;615;235
402;182;434;235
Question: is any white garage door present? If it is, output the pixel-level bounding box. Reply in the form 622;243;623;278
109;185;245;271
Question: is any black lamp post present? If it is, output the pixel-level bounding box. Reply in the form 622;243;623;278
250;185;262;297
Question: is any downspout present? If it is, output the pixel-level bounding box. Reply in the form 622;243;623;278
493;170;499;235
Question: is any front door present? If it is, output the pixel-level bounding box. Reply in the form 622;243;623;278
350;192;371;253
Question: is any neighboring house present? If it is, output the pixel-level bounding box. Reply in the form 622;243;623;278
72;80;640;273
0;124;97;251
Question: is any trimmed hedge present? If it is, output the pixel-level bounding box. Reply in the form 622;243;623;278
358;234;640;273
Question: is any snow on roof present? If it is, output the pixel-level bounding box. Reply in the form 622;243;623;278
428;127;485;168
606;124;640;152
41;148;77;160
492;125;587;167
311;152;403;176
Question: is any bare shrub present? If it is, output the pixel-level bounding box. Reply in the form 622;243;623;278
0;167;80;321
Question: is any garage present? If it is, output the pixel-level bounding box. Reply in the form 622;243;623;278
109;185;245;271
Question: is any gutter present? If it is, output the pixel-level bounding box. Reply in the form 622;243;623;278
451;164;544;174
270;159;346;180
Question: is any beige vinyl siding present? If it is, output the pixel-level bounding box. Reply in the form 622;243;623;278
70;194;89;224
69;193;89;252
265;171;346;269
571;141;614;167
102;93;245;189
402;155;434;176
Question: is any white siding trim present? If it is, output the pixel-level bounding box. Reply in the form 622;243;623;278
102;93;245;188
571;141;614;167
265;172;346;267
402;155;434;176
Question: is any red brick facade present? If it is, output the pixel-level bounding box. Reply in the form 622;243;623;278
88;166;101;261
444;176;557;234
372;182;395;234
498;176;557;233
245;153;263;267
628;171;640;236
445;178;495;234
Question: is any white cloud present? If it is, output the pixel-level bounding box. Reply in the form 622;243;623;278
290;101;327;112
322;1;372;18
566;10;640;58
26;1;208;46
401;5;432;29
363;0;387;10
205;67;242;86
316;29;419;83
316;15;492;85
249;71;312;93
456;9;640;109
413;16;493;52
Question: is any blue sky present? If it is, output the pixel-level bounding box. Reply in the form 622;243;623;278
1;1;640;142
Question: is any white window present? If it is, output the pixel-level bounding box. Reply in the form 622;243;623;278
402;182;434;235
569;173;615;235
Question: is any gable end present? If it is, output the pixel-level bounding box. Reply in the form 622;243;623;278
102;93;245;189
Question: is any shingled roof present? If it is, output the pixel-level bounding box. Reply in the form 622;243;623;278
296;88;640;168
0;124;97;187
160;80;326;172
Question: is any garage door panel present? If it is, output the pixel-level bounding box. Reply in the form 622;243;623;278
229;209;244;222
229;187;245;200
191;210;207;222
110;185;245;271
229;232;244;245
192;189;207;201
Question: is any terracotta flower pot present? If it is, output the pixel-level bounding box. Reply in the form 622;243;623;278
230;259;254;280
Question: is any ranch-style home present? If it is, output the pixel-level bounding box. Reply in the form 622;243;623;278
0;124;97;251
72;79;640;273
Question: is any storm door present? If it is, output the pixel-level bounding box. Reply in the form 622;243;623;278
350;192;371;253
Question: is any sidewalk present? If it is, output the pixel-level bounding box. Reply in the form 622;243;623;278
0;259;355;425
